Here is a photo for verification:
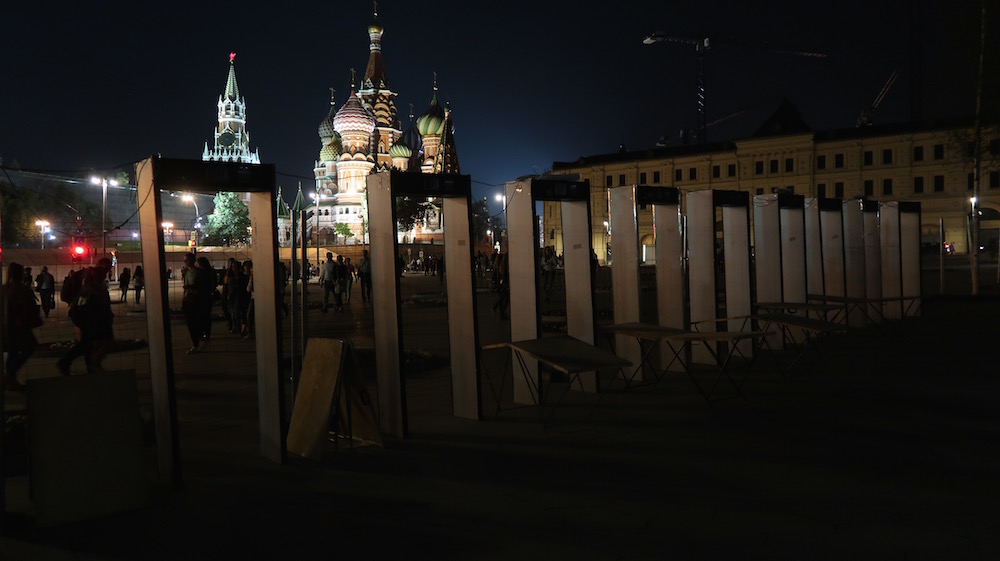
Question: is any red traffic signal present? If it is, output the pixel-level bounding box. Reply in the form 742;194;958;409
71;245;86;261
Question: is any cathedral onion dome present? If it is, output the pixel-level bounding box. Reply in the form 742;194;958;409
318;92;338;139
399;123;421;152
388;142;412;159
416;88;446;137
333;92;376;134
319;135;342;162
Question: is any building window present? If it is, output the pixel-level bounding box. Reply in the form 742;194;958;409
769;159;778;173
835;153;844;168
817;155;826;170
619;174;626;186
653;171;661;183
755;188;764;195
712;165;720;178
913;146;924;162
914;176;924;193
727;164;736;177
882;178;893;195
785;158;794;172
933;144;944;159
834;182;844;198
755;161;764;175
606;175;612;187
863;151;873;166
770;186;780;194
934;175;944;192
639;172;647;184
817;183;827;198
675;169;683;182
882;149;893;164
864;179;874;196
991;171;1000;189
689;168;697;180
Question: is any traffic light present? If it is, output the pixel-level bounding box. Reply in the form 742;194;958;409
71;235;86;262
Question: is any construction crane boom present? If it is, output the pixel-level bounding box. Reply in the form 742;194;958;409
643;31;827;143
857;67;900;127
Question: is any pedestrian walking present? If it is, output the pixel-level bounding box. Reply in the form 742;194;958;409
344;257;355;303
358;249;372;303
492;252;510;320
57;258;114;375
181;252;213;354
132;265;144;304
5;262;41;391
241;260;255;339
118;267;131;302
196;256;216;345
34;265;56;317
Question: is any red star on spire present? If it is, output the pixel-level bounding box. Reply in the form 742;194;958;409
229;52;236;63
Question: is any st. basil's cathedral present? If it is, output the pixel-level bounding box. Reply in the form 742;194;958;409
201;6;459;248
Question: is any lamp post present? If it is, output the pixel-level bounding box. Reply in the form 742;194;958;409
162;222;174;245
310;192;327;266
182;194;201;249
91;176;119;258
35;220;50;249
495;193;506;251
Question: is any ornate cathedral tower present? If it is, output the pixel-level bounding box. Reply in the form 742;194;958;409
416;76;446;174
203;52;260;164
357;3;401;171
332;70;376;235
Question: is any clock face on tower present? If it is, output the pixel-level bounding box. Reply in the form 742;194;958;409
219;131;235;147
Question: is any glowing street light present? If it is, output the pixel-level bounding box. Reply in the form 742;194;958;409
182;194;201;249
162;222;174;245
35;219;50;249
91;176;119;258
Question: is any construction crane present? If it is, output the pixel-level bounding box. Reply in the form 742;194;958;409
856;67;900;127
642;32;827;144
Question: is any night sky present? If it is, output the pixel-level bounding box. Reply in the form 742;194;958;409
1;1;993;210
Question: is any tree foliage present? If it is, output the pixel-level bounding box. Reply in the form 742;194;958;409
0;174;101;246
202;192;250;246
396;196;426;232
471;198;490;241
334;222;354;239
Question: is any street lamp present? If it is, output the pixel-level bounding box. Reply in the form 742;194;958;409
182;194;201;249
35;219;50;249
162;222;174;245
91;176;119;258
495;193;506;251
310;192;327;266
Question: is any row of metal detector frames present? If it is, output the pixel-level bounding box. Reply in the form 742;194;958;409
607;186;923;383
368;175;925;436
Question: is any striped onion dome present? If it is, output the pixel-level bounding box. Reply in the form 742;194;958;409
333;92;376;134
416;89;445;137
388;142;412;159
319;134;342;162
318;99;337;139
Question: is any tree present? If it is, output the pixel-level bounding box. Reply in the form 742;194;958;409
202;192;250;246
334;222;354;242
396;195;426;232
471;198;490;242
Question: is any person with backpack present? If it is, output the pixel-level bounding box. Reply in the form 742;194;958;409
35;265;56;317
57;258;114;375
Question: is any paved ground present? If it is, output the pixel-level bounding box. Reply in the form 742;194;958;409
3;271;1000;560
